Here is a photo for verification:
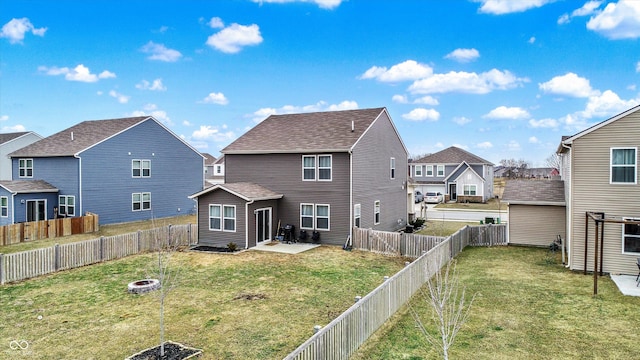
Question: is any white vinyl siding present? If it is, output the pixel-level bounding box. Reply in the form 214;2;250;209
610;147;636;184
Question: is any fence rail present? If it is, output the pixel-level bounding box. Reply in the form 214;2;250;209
0;223;196;284
285;224;507;360
0;213;100;246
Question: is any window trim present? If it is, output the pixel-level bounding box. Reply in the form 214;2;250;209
374;200;381;225
622;217;640;255
223;205;236;232
209;204;222;231
436;165;445;177
18;158;33;178
132;192;151;211
415;165;423;177
315;204;330;231
132;159;151;178
354;203;361;228
390;158;396;179
463;184;477;196
426;165;433;177
0;196;7;217
300;203;315;230
610;147;637;184
58;195;76;217
317;154;332;181
302;155;316;181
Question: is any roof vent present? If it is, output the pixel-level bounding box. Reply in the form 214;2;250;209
351;120;354;132
71;131;74;141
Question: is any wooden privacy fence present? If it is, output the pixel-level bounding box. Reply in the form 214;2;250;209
284;224;507;360
0;223;196;284
0;212;100;246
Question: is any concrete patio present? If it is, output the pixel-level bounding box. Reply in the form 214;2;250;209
610;274;640;296
252;241;320;254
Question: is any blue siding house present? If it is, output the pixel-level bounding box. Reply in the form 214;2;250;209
6;116;204;225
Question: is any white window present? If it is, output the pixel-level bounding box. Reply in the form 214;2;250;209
374;200;380;225
215;164;224;175
463;185;477;196
302;156;316;181
58;195;75;217
132;192;151;211
390;158;396;179
19;158;33;178
316;204;330;230
437;165;445;177
415;165;423;177
132;159;151;178
318;155;332;181
300;204;314;229
0;196;7;217
223;205;236;232
426;165;433;177
611;148;636;184
209;205;221;230
622;217;640;254
354;204;361;228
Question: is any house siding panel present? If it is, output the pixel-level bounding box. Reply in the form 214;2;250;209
508;204;565;247
569;111;640;275
226;153;351;245
196;190;246;248
352;112;408;232
80;119;203;224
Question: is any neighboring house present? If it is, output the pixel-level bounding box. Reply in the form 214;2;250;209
202;152;217;179
5;116;204;225
501;180;565;247
0;132;43;180
522;167;558;179
207;155;225;185
557;104;640;275
190;108;409;249
410;146;494;203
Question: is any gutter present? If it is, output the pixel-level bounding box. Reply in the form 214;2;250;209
75;154;83;217
245;199;255;249
560;141;572;268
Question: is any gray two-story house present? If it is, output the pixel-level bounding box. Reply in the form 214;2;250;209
1;116;203;226
410;146;494;203
190;107;409;248
1;132;43;180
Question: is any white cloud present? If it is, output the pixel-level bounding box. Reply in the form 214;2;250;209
507;140;521;151
130;104;172;126
392;94;408;104
140;41;182;62
408;69;526;94
206;23;263;53
208;17;225;29
402;108;440;122
475;0;554;15
587;0;640;39
250;100;358;122
0;18;47;44
136;79;167;91
444;48;480;63
539;72;596;98
529;118;559;128
183;120;192;126
452;143;469;151
252;0;343;10
2;124;26;132
452;116;472;125
414;95;439;106
580;89;639;118
360;60;433;82
528;136;539;144
38;64;116;83
483;106;530;119
201;92;229;105
109;90;130;104
559;1;603;24
476;141;493;149
0;115;8;121
192;125;235;142
636;61;640;72
528;36;536;44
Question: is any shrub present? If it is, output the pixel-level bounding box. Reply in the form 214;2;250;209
227;242;238;252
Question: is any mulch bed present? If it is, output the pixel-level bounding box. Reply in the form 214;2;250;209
189;245;238;253
127;341;202;360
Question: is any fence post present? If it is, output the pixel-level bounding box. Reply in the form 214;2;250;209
54;244;60;271
0;253;4;285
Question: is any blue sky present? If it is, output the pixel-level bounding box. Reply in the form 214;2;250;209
1;0;639;166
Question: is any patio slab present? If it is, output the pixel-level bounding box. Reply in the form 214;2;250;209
252;241;320;254
610;274;640;296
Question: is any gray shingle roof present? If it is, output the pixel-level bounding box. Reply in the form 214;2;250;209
190;182;283;201
0;180;58;193
414;146;493;165
222;108;386;154
202;152;217;165
502;180;565;205
0;132;29;145
8;117;150;157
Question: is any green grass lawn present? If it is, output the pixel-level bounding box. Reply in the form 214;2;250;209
0;246;406;359
352;246;640;359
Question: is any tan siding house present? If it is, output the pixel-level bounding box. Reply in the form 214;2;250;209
559;105;640;275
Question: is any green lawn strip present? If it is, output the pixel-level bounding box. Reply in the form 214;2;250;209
0;246;405;359
352;246;640;360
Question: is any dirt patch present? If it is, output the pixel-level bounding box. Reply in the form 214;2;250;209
233;292;268;301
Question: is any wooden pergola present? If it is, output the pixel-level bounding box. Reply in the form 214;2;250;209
585;211;640;295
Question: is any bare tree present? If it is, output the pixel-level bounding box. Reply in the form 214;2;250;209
499;158;530;178
545;153;561;170
410;258;475;360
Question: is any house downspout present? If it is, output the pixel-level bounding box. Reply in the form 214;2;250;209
246;199;255;249
75;155;82;216
561;142;572;268
348;149;353;247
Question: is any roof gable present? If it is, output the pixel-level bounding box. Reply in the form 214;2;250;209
414;146;493;165
222;108;386;154
562;104;640;145
0;132;29;145
190;182;283;201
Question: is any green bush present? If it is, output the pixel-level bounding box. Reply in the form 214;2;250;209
227;242;238;252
